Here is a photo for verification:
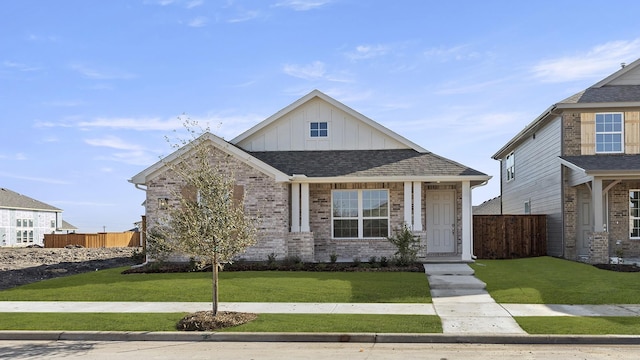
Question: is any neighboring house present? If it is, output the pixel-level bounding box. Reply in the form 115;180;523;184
0;187;63;246
130;90;490;262
56;220;78;234
493;58;640;263
473;196;501;215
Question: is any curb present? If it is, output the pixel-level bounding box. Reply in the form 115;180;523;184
1;331;640;345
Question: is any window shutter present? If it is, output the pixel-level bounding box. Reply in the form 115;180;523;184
580;113;595;155
625;111;640;154
233;185;244;208
181;185;198;203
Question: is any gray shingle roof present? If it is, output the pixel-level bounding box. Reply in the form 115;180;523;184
249;149;487;178
561;154;640;172
560;85;640;104
0;188;61;211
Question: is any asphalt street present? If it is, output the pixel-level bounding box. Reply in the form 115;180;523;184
1;340;640;359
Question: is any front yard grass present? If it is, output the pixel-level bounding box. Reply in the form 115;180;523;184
0;313;441;333
471;256;640;304
0;267;430;303
516;316;640;335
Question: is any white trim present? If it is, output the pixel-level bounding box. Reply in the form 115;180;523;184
404;182;412;229
291;184;300;232
413;182;422;231
301;183;310;232
461;181;472;261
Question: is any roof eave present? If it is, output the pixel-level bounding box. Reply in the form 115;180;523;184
492;105;557;159
556;101;640;109
289;175;492;183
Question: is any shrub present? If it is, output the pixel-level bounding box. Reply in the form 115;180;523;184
387;224;420;266
329;253;338;263
352;256;361;266
379;256;389;267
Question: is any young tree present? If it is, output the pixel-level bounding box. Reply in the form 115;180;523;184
152;120;258;316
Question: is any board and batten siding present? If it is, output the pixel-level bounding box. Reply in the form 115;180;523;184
581;111;640;155
501;116;563;256
235;98;408;151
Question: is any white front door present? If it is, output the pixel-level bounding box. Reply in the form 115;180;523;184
426;190;456;253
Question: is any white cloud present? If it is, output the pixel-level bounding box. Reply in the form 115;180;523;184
186;0;203;9
70;63;136;80
423;45;482;62
85;136;145;151
78;117;183;131
531;39;640;83
3;61;41;72
0;172;71;185
283;61;326;80
273;0;331;11
188;16;208;27
346;44;390;61
228;10;261;23
85;136;158;166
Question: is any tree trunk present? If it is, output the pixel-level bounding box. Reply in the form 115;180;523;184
212;254;218;316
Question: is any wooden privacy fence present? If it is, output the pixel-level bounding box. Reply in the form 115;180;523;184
473;215;546;259
44;232;141;248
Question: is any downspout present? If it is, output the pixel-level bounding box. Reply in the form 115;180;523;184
131;181;150;267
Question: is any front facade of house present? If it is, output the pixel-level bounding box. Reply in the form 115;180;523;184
0;187;63;247
493;59;640;263
131;90;490;262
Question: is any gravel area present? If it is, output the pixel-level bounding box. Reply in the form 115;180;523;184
0;247;142;290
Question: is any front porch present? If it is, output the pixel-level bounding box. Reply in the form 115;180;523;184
287;180;478;263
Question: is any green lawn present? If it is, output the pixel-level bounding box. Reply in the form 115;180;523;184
516;316;640;335
471;256;640;304
0;267;430;303
0;313;441;333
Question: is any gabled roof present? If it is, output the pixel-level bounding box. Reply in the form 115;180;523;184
250;149;488;181
473;196;501;215
0;188;61;212
494;58;640;159
60;220;78;231
560;154;640;176
231;89;428;153
129;132;290;185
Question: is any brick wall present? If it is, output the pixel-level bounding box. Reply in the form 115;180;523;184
562;112;581;156
145;145;289;262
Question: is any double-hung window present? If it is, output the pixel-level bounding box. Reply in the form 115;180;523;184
332;189;389;238
506;152;515;181
630;190;640;239
595;113;623;153
310;122;328;137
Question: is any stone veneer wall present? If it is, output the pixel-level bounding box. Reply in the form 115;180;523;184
562;180;578;260
145;145;289;262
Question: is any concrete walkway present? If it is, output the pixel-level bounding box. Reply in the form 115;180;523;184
424;263;527;335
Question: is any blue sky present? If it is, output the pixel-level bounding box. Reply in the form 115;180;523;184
3;0;640;232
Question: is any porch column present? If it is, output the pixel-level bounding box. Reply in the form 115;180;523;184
592;177;604;232
301;183;310;232
413;182;423;231
404;182;413;229
461;180;473;261
291;183;300;232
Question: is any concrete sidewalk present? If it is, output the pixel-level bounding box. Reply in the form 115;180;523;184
1;301;640;317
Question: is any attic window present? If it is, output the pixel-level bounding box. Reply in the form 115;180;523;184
310;122;328;137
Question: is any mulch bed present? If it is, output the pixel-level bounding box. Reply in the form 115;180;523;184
593;263;640;272
177;311;258;331
122;261;424;274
